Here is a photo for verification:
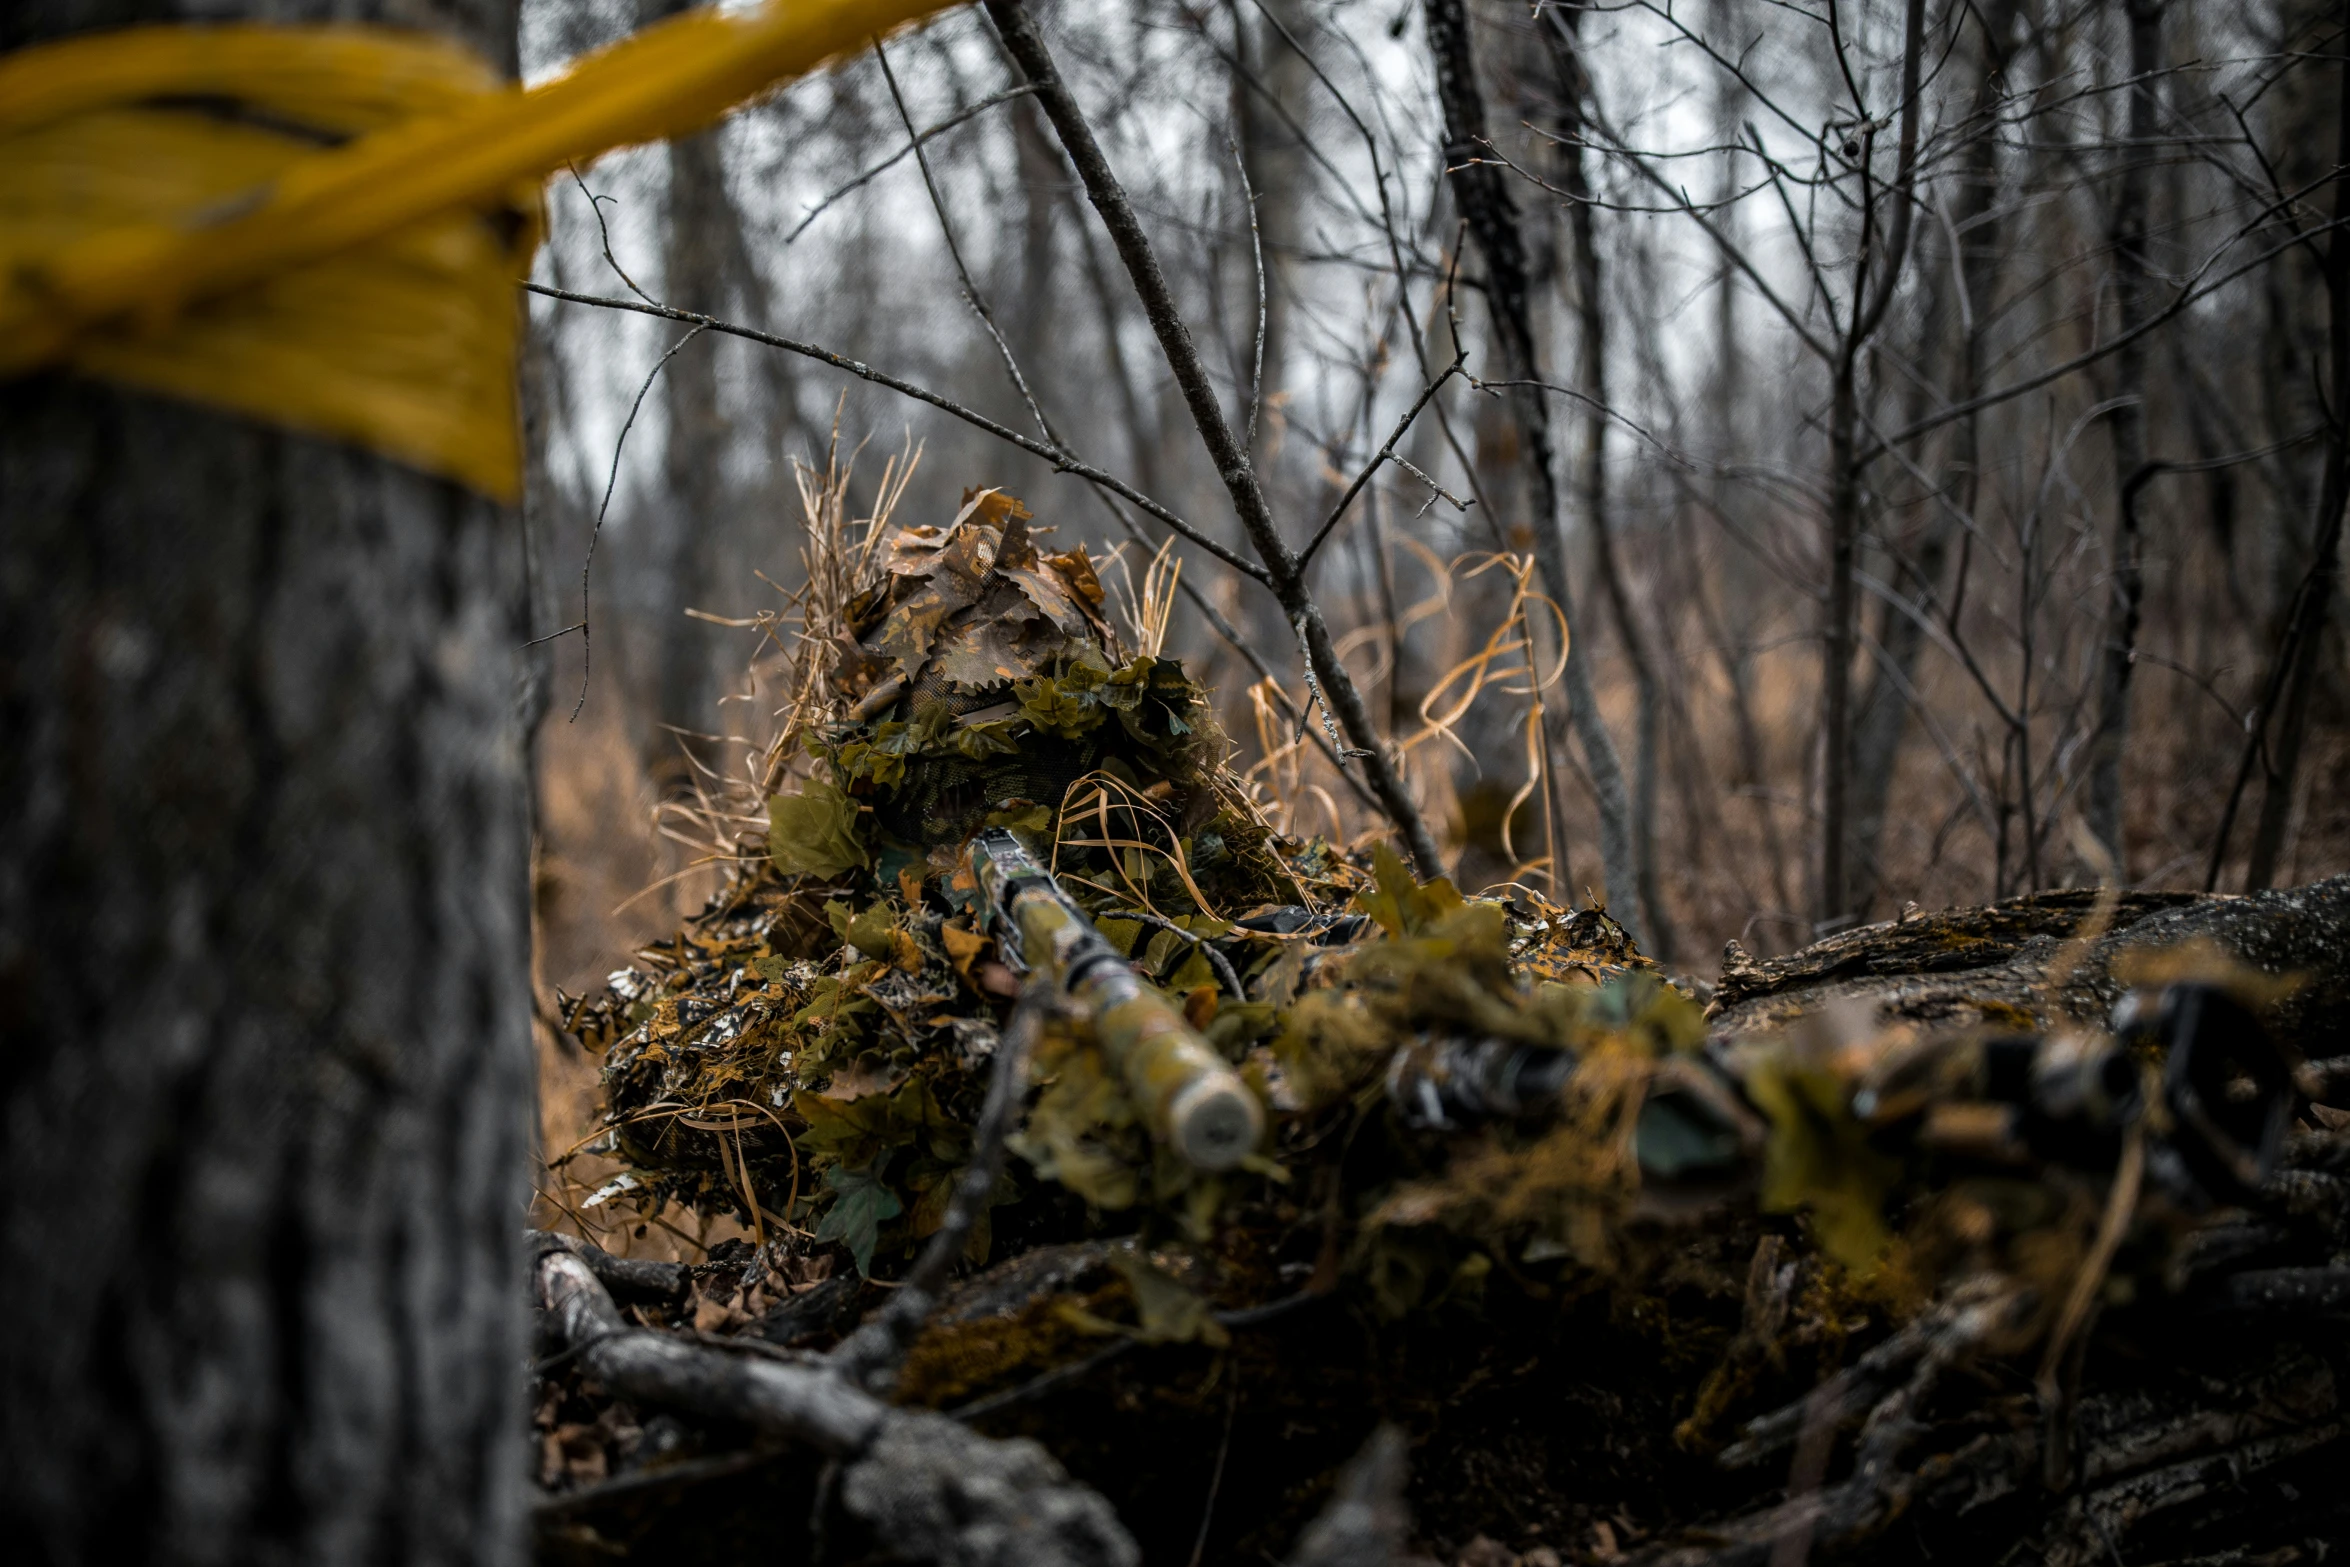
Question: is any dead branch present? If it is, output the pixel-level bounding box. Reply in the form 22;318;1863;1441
530;1228;689;1304
533;1248;1137;1567
1708;874;2350;1048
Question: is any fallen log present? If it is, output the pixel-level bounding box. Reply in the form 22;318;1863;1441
1711;874;2350;1051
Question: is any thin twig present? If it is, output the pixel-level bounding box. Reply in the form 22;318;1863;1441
785;84;1042;244
567;164;658;307
1098;907;1246;998
1299;350;1469;567
875;38;1059;444
566;323;709;720
1293;616;1369;760
1228;133;1269;455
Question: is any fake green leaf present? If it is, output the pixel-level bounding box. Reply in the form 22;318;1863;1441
952;720;1024;760
843;903;897;962
906;1161;1012;1266
793;1074;962;1172
813;1159;902;1277
1167;946;1216;992
1354;841;1467;937
1112;1251;1229;1345
1744;1054;1903;1270
1205;999;1277;1053
768;776;868;879
1014;672;1106;740
1008;1034;1143;1210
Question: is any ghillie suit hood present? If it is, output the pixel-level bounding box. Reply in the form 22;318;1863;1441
770;488;1226;868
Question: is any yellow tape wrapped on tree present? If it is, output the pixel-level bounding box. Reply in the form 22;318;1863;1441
0;0;959;500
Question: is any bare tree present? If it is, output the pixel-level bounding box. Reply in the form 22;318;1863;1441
2085;0;2169;870
1847;0;2024;917
1425;0;1643;933
2225;0;2350;890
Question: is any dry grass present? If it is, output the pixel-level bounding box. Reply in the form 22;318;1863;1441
527;434;918;1261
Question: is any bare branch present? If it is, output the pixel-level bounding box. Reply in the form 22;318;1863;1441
524;282;1272;585
785;84;1042;245
1298;350;1469;568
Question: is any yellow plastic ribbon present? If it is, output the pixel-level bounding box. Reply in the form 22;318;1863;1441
0;0;957;499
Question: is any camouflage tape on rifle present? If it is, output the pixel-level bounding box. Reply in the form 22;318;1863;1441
971;829;1265;1171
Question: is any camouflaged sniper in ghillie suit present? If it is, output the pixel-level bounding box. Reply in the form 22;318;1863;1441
561;485;1687;1292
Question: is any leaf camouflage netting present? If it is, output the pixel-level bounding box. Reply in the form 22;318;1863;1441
542;482;2350;1565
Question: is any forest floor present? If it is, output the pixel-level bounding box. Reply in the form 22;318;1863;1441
521;744;2350;1567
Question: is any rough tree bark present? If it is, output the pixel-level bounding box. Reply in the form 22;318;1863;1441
1424;0;1643;938
0;2;536;1564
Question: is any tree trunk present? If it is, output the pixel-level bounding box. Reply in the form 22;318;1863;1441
1816;0;1925;931
650;126;734;767
1818;356;1864;928
1843;277;1943;922
2085;0;2165;872
1234;0;1309;471
2241;0;2350;891
1424;0;1642;938
1846;0;2022;918
1541;5;1678;959
0;4;535;1563
638;0;765;774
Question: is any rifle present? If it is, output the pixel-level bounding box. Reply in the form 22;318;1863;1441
1383;983;2293;1204
966;827;1264;1171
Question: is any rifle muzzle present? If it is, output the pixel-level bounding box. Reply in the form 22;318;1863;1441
971;828;1265;1172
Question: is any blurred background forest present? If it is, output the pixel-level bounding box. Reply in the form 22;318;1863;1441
518;0;2350;1230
